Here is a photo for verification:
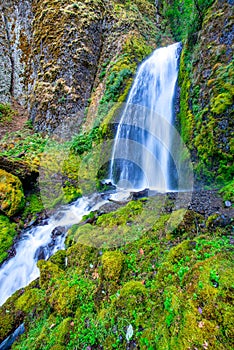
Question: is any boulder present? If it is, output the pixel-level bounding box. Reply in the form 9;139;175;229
129;188;149;200
0;169;25;217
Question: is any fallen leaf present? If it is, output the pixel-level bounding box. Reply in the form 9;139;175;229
139;248;144;255
92;270;99;279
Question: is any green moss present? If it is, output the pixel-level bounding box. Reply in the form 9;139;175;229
219;179;234;202
22;193;44;221
66;242;98;272
102;251;125;281
0;103;15;124
48;272;95;317
49;250;67;270
0;214;17;264
37;260;63;289
96;200;143;227
177;48;195;145
15;289;46;314
0;169;25;217
210;92;233;114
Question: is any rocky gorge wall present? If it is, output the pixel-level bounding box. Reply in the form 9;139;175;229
177;0;233;187
0;0;162;132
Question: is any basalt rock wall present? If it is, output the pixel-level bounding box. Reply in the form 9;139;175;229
0;0;160;132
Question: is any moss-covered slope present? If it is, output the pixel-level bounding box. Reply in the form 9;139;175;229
0;195;232;349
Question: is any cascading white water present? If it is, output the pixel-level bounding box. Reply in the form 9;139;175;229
110;42;181;191
0;194;108;306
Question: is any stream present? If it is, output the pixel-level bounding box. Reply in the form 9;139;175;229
0;193;110;307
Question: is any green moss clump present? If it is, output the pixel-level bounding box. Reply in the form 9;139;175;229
22;193;44;221
211;92;233;114
15;289;46;314
0;103;15;124
48;272;95;317
219;179;234;202
0;169;25;217
37;260;63;289
0;215;17;264
49;250;67;270
102;251;125;281
66;242;98;272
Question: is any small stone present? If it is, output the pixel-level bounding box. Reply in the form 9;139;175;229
224;200;232;208
126;324;133;341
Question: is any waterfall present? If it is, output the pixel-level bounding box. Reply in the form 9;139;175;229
109;42;182;191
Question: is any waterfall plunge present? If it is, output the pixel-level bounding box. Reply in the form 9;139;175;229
110;42;182;191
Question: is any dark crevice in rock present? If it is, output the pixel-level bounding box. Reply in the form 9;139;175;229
2;11;14;97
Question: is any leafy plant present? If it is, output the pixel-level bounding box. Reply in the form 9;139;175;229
0;103;15;124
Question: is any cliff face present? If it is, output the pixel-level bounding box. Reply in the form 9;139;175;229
0;0;161;132
0;0;33;104
177;0;233;186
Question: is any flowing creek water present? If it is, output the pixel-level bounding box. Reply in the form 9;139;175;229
0;194;109;307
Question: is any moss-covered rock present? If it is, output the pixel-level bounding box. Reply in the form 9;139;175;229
102;251;125;281
0;214;17;264
177;0;233;186
49;250;67;270
66;242;99;273
0;169;25;217
37;260;63;289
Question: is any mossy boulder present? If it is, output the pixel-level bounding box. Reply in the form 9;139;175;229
0;215;17;264
102;251;125;281
49;250;67;270
66;242;99;272
37;260;63;289
15;289;46;314
0;289;25;343
48;273;95;317
0;169;25;217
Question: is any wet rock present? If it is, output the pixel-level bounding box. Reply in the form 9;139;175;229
34;246;49;261
213;214;231;227
51;226;66;239
0;156;38;187
99;180;116;192
224;200;232;208
129;188;149;200
7;247;16;259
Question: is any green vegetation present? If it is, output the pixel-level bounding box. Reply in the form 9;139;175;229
177;1;233;188
21;193;44;222
161;0;215;41
0;195;231;349
0;128;47;173
0;215;17;264
219;180;234;203
0;103;15;124
0;169;25;217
